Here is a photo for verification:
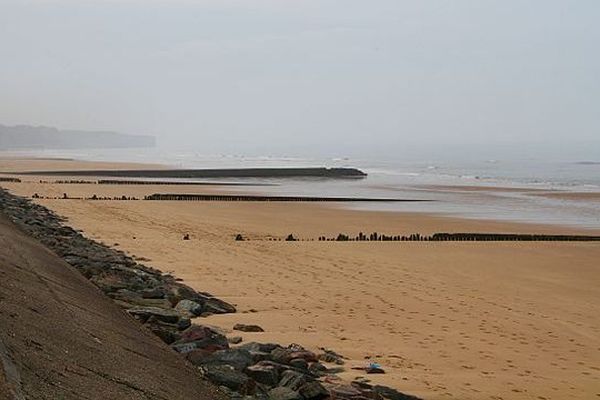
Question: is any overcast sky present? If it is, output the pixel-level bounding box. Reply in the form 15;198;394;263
1;0;599;158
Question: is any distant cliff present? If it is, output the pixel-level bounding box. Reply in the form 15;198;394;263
0;124;155;150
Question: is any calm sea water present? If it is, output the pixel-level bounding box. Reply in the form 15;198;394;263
6;148;600;229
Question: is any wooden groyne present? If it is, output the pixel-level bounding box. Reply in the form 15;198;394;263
430;233;600;241
97;180;273;186
0;177;21;183
32;179;272;186
17;167;368;179
311;232;600;242
143;193;428;202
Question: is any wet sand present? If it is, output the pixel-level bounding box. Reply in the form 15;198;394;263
1;158;600;400
413;184;600;202
531;192;600;202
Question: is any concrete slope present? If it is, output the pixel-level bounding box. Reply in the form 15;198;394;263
0;213;225;400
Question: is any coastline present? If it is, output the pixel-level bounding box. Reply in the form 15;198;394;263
2;157;600;400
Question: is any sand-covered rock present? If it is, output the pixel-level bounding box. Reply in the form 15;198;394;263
234;323;266;333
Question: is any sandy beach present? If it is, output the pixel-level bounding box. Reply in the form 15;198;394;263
1;158;599;400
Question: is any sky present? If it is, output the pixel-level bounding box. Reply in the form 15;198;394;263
1;0;599;159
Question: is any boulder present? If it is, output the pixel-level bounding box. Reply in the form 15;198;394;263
271;348;293;364
191;348;254;371
308;362;328;377
271;346;316;364
289;358;308;371
126;306;182;324
239;342;281;354
186;348;217;364
239;342;281;362
202;296;237;314
372;385;422;400
147;325;181;345
91;271;138;293
172;325;229;354
175;299;204;317
318;349;345;365
326;384;367;400
228;336;243;345
299;381;329;400
254;360;297;375
202;365;256;395
290;351;317;363
137;298;174;308
278;370;311;391
165;283;204;306
141;288;166;299
176;316;192;330
179;325;223;342
268;387;303;400
245;364;280;387
143;315;190;332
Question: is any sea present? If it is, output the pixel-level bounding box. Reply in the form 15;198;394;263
4;148;600;229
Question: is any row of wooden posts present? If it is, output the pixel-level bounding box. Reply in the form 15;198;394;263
234;232;600;242
32;193;139;201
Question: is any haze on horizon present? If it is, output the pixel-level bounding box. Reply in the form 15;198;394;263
1;0;599;160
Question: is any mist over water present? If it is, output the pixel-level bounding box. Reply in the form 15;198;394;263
2;0;600;227
2;0;600;162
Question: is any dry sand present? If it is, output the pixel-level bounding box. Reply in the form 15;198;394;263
2;158;600;400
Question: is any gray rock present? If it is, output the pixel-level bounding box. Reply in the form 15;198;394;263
245;364;280;387
202;365;256;395
252;360;293;375
239;342;281;353
239;342;281;362
278;370;311;391
192;348;255;371
325;384;365;400
126;306;182;324
147;325;181;345
318;349;345;365
220;386;267;400
229;336;244;344
299;381;329;400
175;299;204;317
112;289;172;308
270;348;292;364
202;296;237;314
141;288;166;299
177;316;192;330
288;359;308;371
172;325;229;354
271;345;317;364
179;324;227;342
308;362;328;377
372;384;422;400
268;387;303;400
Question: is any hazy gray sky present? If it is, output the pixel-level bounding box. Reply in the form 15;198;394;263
1;0;599;157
